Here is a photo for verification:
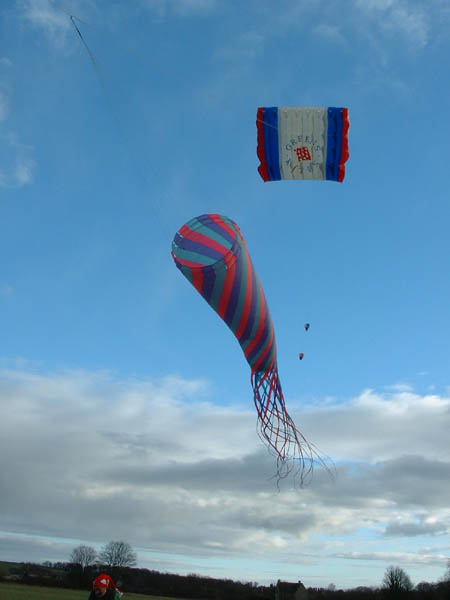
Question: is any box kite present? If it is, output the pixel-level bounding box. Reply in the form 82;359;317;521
172;214;321;483
257;106;349;181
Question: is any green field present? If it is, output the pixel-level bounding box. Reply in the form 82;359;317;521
0;583;181;600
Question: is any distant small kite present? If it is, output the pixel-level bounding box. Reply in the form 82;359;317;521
304;323;310;332
257;106;349;182
172;214;320;483
299;353;305;360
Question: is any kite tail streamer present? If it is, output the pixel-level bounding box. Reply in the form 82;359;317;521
252;366;316;484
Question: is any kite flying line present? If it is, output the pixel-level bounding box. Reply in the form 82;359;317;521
69;14;171;241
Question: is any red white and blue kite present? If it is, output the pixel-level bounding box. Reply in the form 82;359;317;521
257;106;349;182
172;214;319;482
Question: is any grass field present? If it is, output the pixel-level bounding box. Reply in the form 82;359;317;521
0;582;182;600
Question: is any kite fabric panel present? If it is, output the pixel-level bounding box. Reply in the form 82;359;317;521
257;106;350;182
171;214;319;482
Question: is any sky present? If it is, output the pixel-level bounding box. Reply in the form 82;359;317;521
1;0;450;591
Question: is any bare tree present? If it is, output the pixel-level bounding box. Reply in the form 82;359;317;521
444;559;450;582
69;545;97;588
98;540;137;570
382;566;413;596
439;560;450;597
70;545;97;569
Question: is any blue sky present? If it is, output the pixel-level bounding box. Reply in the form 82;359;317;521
1;0;450;590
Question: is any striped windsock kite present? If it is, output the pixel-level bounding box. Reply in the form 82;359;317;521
171;214;318;482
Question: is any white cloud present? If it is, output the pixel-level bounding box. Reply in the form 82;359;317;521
330;551;449;567
0;129;36;188
12;157;35;186
17;0;72;48
385;383;414;392
16;0;101;51
0;154;36;188
0;367;449;585
384;516;448;537
0;79;36;187
354;0;430;47
300;387;450;463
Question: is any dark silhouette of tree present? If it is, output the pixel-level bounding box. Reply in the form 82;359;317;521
416;582;433;593
444;560;450;583
69;544;97;587
70;545;97;569
98;540;137;579
437;560;450;600
382;566;413;598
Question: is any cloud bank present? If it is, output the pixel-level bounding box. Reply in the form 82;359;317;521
1;366;449;586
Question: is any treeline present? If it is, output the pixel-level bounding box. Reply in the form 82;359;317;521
1;560;450;600
3;561;268;598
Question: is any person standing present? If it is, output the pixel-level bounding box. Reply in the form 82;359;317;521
88;573;122;599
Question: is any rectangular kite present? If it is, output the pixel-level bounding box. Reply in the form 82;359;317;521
256;106;349;182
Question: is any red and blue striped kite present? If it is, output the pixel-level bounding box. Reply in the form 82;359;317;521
257;106;349;182
172;214;318;482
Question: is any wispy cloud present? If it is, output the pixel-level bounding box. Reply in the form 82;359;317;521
330;550;449;566
0;136;36;188
0;67;36;187
17;0;72;47
15;0;101;50
12;157;35;186
354;0;430;48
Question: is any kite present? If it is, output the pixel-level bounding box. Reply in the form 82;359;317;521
172;214;320;483
304;323;310;331
257;106;349;182
299;353;305;360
